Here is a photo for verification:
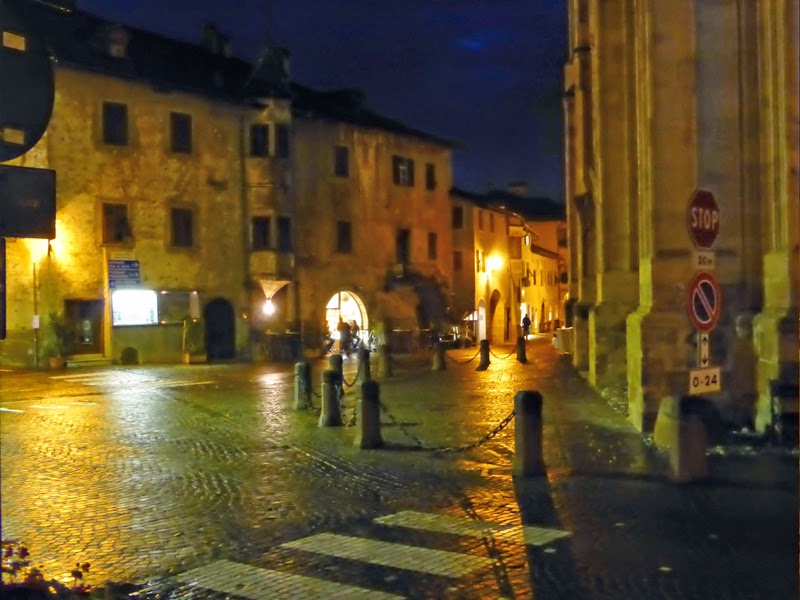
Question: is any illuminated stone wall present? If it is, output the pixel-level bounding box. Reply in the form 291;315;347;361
1;67;260;366
292;117;454;351
564;0;799;433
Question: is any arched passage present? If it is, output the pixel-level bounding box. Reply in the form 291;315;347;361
204;297;236;360
325;291;368;347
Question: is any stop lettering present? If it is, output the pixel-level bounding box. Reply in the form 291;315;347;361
687;189;720;249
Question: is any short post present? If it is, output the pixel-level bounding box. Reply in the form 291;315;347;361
354;380;383;449
512;390;545;477
358;347;372;381
319;370;343;427
293;361;311;410
670;395;709;482
476;339;491;371
516;336;528;364
431;341;446;371
329;353;344;381
378;344;393;378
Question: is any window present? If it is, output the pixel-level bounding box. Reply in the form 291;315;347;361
452;206;464;229
102;102;128;146
392;156;415;186
477;210;484;230
489;213;494;232
453;250;463;272
334;145;349;177
510;237;522;259
102;203;130;243
427;232;437;260
252;216;271;250
277;216;292;251
425;163;436;190
336;221;352;253
475;250;484;273
170;207;194;248
276;124;290;158
396;228;410;264
170;112;192;153
250;124;269;157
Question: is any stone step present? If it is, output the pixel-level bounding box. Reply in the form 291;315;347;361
66;354;113;368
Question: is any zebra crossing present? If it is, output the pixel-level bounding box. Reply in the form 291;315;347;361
161;510;571;599
48;371;215;390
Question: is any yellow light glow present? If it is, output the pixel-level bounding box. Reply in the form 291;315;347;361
487;255;503;271
263;299;275;316
24;238;49;262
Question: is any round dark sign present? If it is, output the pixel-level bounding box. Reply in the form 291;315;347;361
686;271;722;332
0;2;55;161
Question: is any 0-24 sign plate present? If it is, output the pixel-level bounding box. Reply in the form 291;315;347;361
689;367;721;394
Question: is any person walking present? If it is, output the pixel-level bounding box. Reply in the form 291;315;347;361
522;313;531;337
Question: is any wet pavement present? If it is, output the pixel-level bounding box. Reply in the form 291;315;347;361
1;337;797;599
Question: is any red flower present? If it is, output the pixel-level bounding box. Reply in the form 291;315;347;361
3;545;13;558
18;547;29;559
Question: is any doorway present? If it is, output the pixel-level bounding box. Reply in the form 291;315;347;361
205;297;236;360
64;299;104;355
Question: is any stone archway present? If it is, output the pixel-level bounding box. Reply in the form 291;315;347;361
325;291;368;350
488;289;504;344
204;297;235;360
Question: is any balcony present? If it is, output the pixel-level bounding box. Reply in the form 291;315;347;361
249;249;294;279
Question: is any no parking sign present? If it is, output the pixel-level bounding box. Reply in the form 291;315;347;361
686;271;721;332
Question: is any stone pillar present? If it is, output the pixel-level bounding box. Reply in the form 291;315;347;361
293;361;311;410
476;339;490;371
358;347;371;381
511;391;545;477
378;344;393;378
654;395;710;483
354;380;383;449
515;336;527;364
319;370;343;427
627;1;699;432
431;341;446;371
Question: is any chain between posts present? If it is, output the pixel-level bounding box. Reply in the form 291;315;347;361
444;347;482;364
342;361;361;388
378;400;515;453
489;347;517;360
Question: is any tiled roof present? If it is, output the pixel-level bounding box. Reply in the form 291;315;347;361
451;187;565;221
7;0;290;104
290;83;457;148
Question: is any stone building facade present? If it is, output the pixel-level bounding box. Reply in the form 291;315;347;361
290;87;455;353
563;0;799;434
451;188;566;345
1;0;292;366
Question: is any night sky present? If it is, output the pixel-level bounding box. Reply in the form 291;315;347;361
77;0;568;201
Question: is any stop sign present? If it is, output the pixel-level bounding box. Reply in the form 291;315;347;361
687;189;720;249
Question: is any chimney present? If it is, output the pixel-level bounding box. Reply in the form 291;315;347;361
202;22;223;54
507;181;528;197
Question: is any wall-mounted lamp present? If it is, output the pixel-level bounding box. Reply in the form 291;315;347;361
487;255;503;271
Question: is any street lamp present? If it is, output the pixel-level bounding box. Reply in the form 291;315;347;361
263;298;275;316
487;255;503;271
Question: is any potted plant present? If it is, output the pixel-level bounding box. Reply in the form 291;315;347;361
43;312;74;369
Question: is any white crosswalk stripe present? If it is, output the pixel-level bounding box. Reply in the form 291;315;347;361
374;510;571;546
174;559;403;600
281;533;493;577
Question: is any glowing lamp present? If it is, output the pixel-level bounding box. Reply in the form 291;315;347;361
263;298;275;316
487;255;503;271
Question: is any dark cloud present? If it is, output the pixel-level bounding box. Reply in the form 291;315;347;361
78;0;567;200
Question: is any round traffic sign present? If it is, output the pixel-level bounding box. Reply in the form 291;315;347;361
0;1;55;161
686;271;722;332
687;189;720;249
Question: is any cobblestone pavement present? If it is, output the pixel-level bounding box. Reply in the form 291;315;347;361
1;338;797;599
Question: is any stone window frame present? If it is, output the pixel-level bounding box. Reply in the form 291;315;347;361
427;231;438;260
101;101;128;146
336;220;352;254
99;200;133;246
169;111;193;155
168;204;196;250
251;215;272;250
334;145;350;177
391;155;415;187
452;206;464;229
424;162;436;190
250;123;270;157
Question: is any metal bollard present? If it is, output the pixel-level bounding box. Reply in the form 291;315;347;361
511;390;545;477
670;395;709;482
293;361;311;410
431;341;446;371
476;339;491;371
358;347;372;381
354;380;383;449
378;344;393;378
318;370;343;427
516;336;528;364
